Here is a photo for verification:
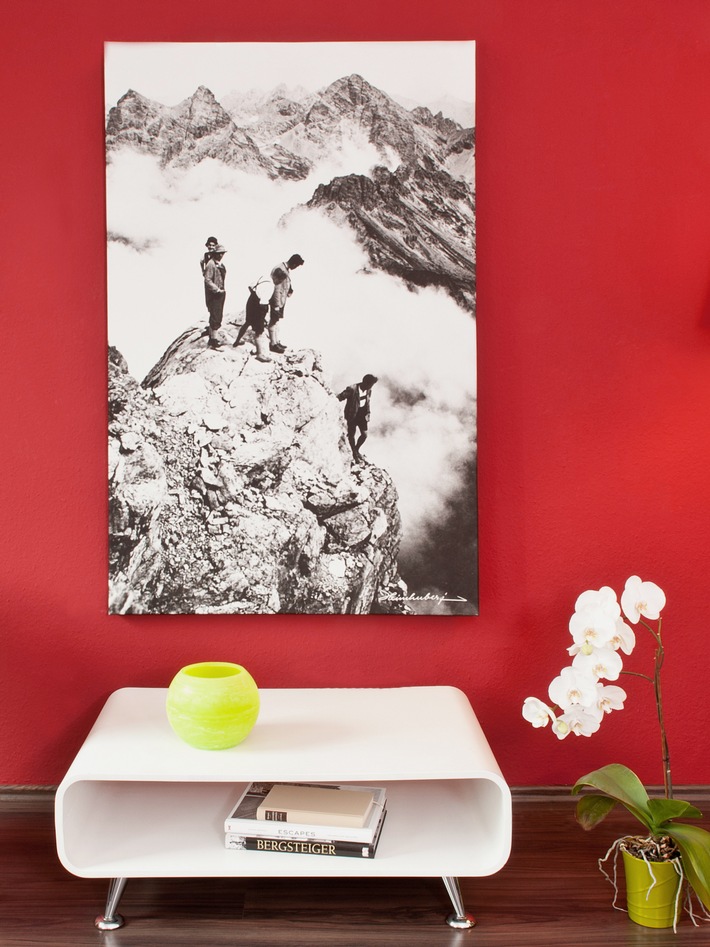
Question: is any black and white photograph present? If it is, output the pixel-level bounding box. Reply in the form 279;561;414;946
106;41;477;616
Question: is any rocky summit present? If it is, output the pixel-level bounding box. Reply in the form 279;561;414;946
108;336;408;615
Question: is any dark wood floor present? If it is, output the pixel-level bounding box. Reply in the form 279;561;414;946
2;790;709;946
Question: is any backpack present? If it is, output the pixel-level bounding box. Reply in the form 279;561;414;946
245;281;270;330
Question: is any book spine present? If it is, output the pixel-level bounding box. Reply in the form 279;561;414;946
258;807;363;827
260;809;287;822
225;835;378;858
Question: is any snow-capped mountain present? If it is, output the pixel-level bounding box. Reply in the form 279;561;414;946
106;86;311;180
105;74;475;307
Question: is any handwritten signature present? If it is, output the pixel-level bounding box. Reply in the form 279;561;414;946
380;590;469;605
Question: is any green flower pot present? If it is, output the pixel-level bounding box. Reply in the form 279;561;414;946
622;848;682;928
166;662;260;750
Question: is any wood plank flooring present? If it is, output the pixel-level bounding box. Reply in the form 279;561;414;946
1;790;709;946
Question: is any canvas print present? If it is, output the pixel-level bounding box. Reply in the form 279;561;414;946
106;41;477;615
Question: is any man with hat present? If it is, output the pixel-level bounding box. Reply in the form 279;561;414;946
337;373;378;463
268;253;304;353
203;244;227;349
200;236;219;274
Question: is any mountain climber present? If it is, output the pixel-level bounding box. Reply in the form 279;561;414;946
234;280;273;362
204;244;227;349
200;236;218;274
268;253;304;353
337;374;378;463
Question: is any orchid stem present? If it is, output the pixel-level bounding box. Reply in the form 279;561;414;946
623;618;672;797
651;617;673;799
639;617;662;648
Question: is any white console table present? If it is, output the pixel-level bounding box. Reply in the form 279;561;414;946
55;686;511;931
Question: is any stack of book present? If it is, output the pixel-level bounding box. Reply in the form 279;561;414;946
224;781;387;858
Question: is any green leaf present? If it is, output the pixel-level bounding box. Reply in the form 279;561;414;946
648;798;703;824
576;793;618;830
664;822;710;911
572;764;653;831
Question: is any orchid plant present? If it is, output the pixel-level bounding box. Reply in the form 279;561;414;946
522;576;710;919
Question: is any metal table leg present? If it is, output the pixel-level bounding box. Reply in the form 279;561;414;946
442;875;476;929
95;877;127;930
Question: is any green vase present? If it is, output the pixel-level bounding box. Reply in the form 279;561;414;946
166;662;260;750
622;848;682;928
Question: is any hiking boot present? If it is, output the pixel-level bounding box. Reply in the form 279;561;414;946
256;355;272;363
270;343;286;353
208;338;222;349
233;339;246;347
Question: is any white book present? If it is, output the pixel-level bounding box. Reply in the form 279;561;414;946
224;782;387;843
257;782;374;827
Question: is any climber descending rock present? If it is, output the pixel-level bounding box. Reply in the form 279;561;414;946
337;374;378;464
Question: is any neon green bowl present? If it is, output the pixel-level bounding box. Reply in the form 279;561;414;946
166;662;260;750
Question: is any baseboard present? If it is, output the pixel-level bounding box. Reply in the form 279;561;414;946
511;785;710;804
0;786;57;810
3;784;710;811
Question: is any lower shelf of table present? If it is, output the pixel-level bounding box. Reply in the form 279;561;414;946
57;778;511;879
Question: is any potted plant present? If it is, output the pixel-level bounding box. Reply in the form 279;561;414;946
522;576;710;929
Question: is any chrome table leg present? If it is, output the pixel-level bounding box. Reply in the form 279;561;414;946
442;875;476;929
95;877;127;930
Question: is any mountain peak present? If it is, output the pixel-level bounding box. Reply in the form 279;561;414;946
338;73;367;85
117;88;149;105
176;85;224;115
324;74;383;103
192;85;218;101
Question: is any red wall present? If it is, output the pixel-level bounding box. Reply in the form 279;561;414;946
2;0;710;788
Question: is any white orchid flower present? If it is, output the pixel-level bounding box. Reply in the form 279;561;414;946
554;705;602;738
572;646;623;681
569;606;617;649
574;586;621;619
608;617;636;654
548;666;598;710
525;579;669;765
620;575;666;624
596;682;627;714
522;697;556;728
